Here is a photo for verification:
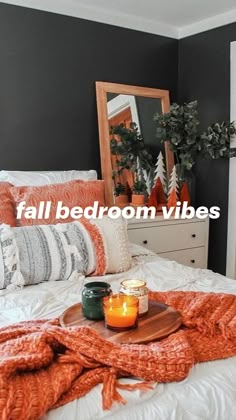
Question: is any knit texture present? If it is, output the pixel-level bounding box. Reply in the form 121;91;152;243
1;291;236;419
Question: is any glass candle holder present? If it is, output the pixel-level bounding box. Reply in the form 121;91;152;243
82;281;112;320
119;279;149;316
103;294;139;331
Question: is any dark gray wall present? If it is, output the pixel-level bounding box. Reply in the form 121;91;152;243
0;2;178;173
178;23;236;275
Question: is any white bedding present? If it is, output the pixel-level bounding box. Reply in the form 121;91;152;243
1;244;236;420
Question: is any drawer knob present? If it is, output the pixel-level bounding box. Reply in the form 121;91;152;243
191;259;195;264
143;240;148;245
192;234;196;238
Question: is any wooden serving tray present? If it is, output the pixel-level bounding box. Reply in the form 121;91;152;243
59;300;182;344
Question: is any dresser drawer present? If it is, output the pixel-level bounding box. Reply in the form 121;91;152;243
127;222;206;253
159;247;206;269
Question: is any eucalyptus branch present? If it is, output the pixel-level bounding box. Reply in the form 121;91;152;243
154;101;236;170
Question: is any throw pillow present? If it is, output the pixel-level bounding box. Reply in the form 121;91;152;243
10;179;105;226
0;182;16;227
91;216;131;273
0;222;96;291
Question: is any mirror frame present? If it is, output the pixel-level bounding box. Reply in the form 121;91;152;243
96;81;174;207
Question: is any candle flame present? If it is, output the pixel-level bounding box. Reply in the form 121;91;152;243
122;302;127;315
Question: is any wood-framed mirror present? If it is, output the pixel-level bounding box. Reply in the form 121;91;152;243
96;81;174;207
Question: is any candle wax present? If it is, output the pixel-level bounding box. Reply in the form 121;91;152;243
105;302;137;328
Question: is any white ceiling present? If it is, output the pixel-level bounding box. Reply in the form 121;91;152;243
1;0;236;38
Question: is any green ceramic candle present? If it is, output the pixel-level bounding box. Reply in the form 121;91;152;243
82;281;112;320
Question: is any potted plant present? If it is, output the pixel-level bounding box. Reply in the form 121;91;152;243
131;180;147;206
153;101;236;204
114;182;129;206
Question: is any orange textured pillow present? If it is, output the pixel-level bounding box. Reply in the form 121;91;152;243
0;182;16;226
10;179;105;226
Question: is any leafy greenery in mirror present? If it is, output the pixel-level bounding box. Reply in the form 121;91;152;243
114;182;126;196
132;180;147;195
110;122;153;182
154;100;236;171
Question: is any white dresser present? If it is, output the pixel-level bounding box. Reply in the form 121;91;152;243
127;217;209;269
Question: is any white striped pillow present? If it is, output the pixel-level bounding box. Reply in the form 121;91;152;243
0;222;95;291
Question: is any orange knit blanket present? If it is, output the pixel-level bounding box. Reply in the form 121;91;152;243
1;290;236;420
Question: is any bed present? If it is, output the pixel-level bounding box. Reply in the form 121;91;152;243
1;243;236;420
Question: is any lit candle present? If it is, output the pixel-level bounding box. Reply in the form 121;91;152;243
119;279;149;316
103;294;138;330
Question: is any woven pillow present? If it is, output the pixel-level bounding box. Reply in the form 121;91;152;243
0;222;97;291
0;216;131;291
10;179;105;226
91;216;131;273
0;182;16;227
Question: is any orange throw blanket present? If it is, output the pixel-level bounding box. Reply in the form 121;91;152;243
1;290;236;419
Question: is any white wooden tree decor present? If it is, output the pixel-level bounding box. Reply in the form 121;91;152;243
168;165;179;196
154;151;167;192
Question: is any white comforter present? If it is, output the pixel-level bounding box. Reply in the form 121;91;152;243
1;244;236;420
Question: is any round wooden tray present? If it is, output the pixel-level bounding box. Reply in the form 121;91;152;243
59;300;182;344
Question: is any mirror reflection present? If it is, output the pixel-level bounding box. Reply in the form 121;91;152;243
107;93;163;158
107;93;166;201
